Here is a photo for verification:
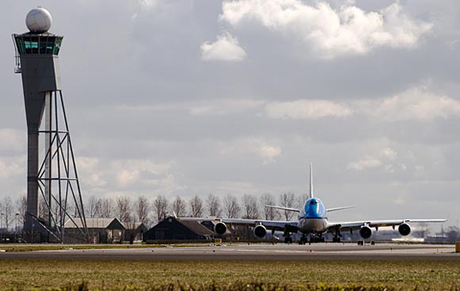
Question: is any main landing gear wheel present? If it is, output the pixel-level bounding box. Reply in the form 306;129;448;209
284;236;292;244
332;229;342;243
299;235;308;245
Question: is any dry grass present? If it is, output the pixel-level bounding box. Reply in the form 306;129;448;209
0;260;459;290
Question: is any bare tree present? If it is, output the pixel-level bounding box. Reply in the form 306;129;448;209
87;195;101;218
190;195;204;217
260;192;278;220
100;198;114;218
153;195;169;223
115;196;132;224
135;195;150;224
16;195;27;229
296;192;309;208
223;194;240;218
206;194;222;217
242;194;259;219
38;196;49;223
171;196;187;217
0;199;3;230
279;192;295;220
2;197;14;230
0;199;2;229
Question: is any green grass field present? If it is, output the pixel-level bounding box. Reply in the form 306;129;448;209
0;260;459;290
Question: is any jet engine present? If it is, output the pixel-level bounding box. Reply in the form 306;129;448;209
398;223;411;236
254;225;267;238
214;222;227;235
359;226;372;239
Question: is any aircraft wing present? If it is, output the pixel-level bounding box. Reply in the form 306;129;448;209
326;205;356;213
178;217;298;231
328;218;447;231
265;205;300;213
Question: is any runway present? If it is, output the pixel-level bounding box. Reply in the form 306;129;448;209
0;243;458;261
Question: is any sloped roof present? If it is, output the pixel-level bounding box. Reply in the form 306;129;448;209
178;220;214;236
125;222;149;231
64;218;126;230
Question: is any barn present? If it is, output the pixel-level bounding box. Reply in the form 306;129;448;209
64;217;126;243
143;216;214;242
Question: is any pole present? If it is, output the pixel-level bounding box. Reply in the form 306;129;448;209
15;213;19;241
0;213;3;242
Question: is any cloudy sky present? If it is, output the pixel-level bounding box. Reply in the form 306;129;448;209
1;0;459;227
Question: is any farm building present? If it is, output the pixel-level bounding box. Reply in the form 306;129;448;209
124;222;148;242
143;216;214;242
64;217;126;243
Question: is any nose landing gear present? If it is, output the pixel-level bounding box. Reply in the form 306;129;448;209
309;234;325;243
299;234;308;245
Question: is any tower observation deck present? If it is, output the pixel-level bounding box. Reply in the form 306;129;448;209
12;7;88;243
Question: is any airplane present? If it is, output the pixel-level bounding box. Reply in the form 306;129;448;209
178;164;447;244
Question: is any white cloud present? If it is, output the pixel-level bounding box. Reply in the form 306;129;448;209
0;129;25;153
114;159;176;188
363;88;460;121
137;0;159;9
264;87;460;122
201;33;247;62
259;144;281;164
220;138;281;164
78;157;107;188
265;100;353;119
384;163;407;173
0;156;25;179
220;0;432;58
77;157;185;196
190;100;264;116
379;147;397;160
139;0;156;6
347;147;407;172
347;156;382;171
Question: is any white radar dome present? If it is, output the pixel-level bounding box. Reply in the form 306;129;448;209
26;7;53;33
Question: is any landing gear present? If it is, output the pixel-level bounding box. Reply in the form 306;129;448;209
282;224;299;244
298;234;308;245
309;234;325;243
283;229;293;244
284;235;292;244
332;229;342;243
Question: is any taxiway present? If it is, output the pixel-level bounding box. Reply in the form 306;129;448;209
0;243;458;261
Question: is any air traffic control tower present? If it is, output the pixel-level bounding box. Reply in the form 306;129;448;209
13;7;87;242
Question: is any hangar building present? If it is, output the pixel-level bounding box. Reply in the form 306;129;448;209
143;216;214;242
64;218;125;243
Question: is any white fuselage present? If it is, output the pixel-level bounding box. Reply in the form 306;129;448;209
298;217;329;233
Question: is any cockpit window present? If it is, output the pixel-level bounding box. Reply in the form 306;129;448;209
310;200;318;204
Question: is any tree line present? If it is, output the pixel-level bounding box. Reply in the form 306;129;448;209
85;192;309;228
1;193;459;243
0;192;305;231
0;196;26;231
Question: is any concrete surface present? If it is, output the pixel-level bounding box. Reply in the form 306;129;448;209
0;243;458;261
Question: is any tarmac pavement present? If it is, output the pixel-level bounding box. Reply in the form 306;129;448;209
0;243;458;261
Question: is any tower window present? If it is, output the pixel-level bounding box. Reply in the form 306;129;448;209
13;34;63;56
